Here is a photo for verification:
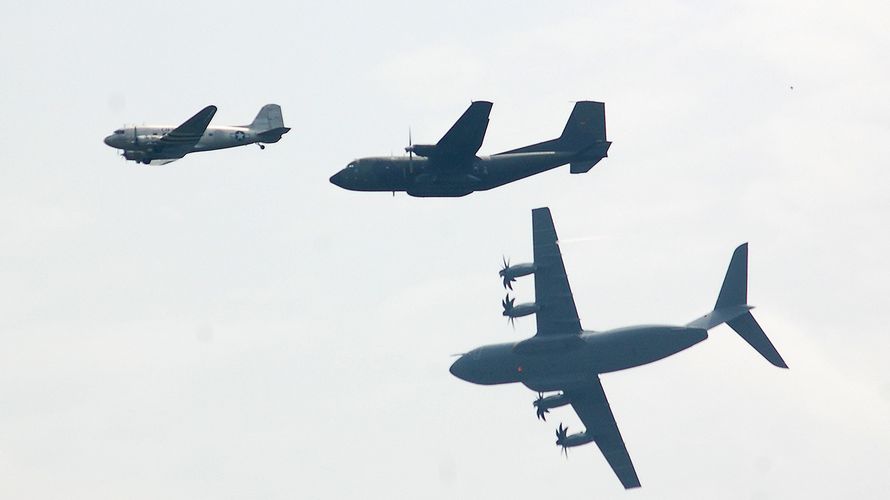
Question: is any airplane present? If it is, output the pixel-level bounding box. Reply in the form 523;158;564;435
103;104;289;165
449;207;788;489
329;101;610;197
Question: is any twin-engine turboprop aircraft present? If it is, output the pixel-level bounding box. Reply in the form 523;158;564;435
450;208;788;489
104;104;289;165
330;101;611;197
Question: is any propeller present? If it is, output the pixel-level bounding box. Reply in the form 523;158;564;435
555;423;570;458
405;128;414;174
499;256;515;290
534;393;550;421
501;294;516;328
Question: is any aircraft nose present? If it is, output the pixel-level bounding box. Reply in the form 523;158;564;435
329;170;345;187
103;134;115;147
449;355;472;381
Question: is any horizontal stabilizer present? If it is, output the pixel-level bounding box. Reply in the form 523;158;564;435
727;312;788;368
570;158;603;174
256;127;291;143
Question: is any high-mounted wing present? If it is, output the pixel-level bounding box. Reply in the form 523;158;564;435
566;379;641;489
158;105;217;149
434;101;492;159
532;207;582;336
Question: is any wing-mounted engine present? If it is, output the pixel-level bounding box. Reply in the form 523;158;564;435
499;257;536;290
533;392;571;420
405;143;437;158
123;150;150;162
555;423;595;456
502;294;538;327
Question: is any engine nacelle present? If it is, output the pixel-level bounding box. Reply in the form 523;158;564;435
499;262;536;289
405;144;437;157
557;431;595;448
503;301;538;318
123;150;148;161
500;262;536;280
555;423;595;450
534;392;571;412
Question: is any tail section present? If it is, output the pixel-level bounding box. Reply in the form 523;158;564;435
248;104;290;143
558;101;606;151
688;244;788;368
497;101;611;171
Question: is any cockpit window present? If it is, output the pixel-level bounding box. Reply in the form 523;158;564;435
114;129;124;134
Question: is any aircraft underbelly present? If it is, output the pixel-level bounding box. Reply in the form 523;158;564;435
586;326;709;373
517;348;595;392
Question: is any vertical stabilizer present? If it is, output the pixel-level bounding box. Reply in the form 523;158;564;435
248;104;285;132
715;243;748;309
558;101;606;151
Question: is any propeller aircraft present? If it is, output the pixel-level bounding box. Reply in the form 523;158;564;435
330;101;610;197
104;104;289;165
450;207;788;489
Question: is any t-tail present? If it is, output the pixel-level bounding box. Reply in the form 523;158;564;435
687;243;789;368
247;104;290;143
497;101;611;173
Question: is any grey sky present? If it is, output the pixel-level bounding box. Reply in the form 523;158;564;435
1;1;888;498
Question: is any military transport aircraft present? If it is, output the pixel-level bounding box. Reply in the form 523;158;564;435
104;104;289;165
329;101;610;197
450;208;788;489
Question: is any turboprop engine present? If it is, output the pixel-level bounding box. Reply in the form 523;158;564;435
533;392;571;420
502;294;538;327
123;150;149;162
555;423;595;456
499;257;536;290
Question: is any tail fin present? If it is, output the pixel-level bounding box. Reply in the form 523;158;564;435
248;104;286;131
247;104;290;143
558;101;606;151
496;101;610;170
688;243;788;368
715;243;748;310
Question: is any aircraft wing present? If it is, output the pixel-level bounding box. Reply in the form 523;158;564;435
566;379;641;489
434;101;492;159
159;105;217;149
532;207;582;336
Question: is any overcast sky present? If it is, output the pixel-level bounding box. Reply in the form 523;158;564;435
1;1;889;498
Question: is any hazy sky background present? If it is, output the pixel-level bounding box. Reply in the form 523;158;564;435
1;1;889;498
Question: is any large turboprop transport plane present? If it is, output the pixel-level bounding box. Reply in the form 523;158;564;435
330;101;610;197
104;104;289;165
450;208;788;489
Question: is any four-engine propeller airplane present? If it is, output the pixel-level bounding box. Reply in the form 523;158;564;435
330;101;611;197
104;104;289;165
449;207;788;489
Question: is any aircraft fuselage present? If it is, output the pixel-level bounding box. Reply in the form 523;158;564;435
449;325;708;392
104;125;265;161
330;146;608;197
